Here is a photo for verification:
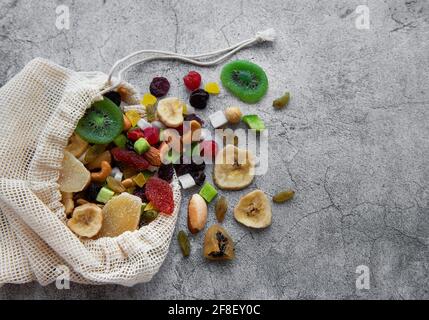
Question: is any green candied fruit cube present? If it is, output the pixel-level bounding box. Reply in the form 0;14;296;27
199;182;218;203
113;134;127;149
242;114;265;132
134;137;150;155
96;187;115;204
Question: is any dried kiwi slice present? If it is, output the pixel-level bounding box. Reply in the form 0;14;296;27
220;60;268;103
75;97;124;144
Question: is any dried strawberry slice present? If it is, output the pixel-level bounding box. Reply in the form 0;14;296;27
111;147;149;170
145;177;174;214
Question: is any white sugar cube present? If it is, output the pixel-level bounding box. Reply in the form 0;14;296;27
151;120;166;129
178;173;196;189
209;110;228;128
114;171;123;181
137;118;151;130
111;167;121;177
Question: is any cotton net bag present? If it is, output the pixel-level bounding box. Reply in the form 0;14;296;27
0;29;275;286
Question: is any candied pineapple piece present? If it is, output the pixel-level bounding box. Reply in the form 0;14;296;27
97;193;142;238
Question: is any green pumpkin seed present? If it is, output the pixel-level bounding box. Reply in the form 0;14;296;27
215;196;228;222
139;209;159;226
178;230;190;257
273;92;290;109
272;189;295;203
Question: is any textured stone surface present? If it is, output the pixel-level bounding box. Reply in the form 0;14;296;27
0;0;428;299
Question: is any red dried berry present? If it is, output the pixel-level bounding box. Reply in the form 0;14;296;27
111;147;149;170
150;77;170;97
127;128;145;142
142;127;160;145
145;177;174;214
183;71;201;91
199;140;218;160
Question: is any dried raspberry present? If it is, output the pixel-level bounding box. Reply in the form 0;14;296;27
150;77;170;97
111;147;149;170
145;177;174;214
127;128;145;142
142;127;160;145
157;163;174;182
183;71;201;91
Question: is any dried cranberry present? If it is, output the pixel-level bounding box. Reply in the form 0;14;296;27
149;77;170;97
183;71;201;91
127;128;145;142
157;163;174;182
142;127;160;145
184;114;204;126
111;147;149;170
189;89;209;109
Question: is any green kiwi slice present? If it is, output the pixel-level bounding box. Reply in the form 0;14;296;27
220;60;268;103
75;97;124;144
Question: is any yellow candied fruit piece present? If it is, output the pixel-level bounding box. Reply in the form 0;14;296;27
125;110;141;127
132;172;147;188
144;201;158;211
204;82;220;95
141;93;157;106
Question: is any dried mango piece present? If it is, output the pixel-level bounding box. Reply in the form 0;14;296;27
204;82;220;95
97;193;142;238
141;93;157;106
132;172;147;187
125;110;141;127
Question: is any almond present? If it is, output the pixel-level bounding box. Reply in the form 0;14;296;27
187;194;208;234
143;146;161;166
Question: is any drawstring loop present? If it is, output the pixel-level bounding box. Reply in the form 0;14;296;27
102;28;275;94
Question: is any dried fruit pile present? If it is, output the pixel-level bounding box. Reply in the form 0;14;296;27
59;60;295;262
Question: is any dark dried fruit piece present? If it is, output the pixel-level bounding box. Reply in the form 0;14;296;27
272;189;295;203
133;186;148;202
85;183;102;202
189;89;209;109
157;163;174;182
190;170;206;186
215;196;228;222
178;230;190;257
150;77;170;97
103;91;121;106
184;113;205;126
203;224;234;260
145;177;174;214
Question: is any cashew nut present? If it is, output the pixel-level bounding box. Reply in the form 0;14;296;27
91;161;112;182
121;178;135;188
61;192;74;215
123;114;132;131
87;150;111;170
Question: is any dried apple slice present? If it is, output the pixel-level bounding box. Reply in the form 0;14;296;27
59;151;91;193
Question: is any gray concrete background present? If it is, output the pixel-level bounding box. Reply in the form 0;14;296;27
0;0;428;299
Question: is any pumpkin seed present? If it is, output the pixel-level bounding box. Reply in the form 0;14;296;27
215;196;228;222
273;92;290;109
139;209;159;227
272;189;295;203
178;230;190;257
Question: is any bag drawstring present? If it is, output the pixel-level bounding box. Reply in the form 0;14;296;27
102;28;276;94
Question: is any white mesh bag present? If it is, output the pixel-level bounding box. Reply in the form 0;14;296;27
0;30;275;286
